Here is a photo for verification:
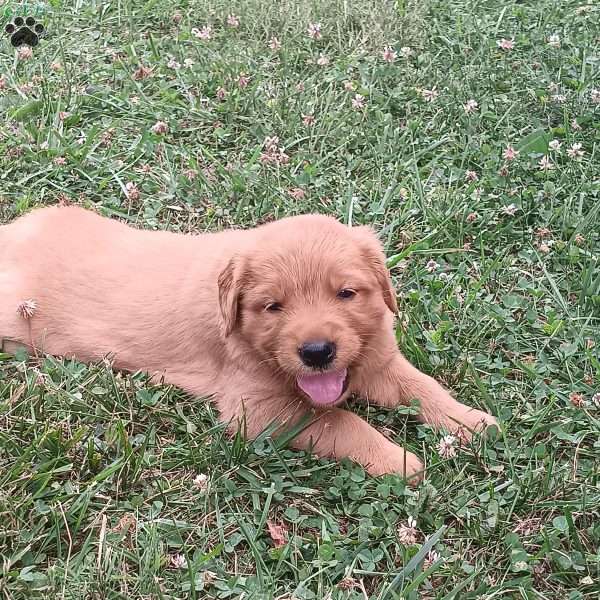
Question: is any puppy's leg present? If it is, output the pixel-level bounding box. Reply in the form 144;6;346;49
359;344;497;437
293;407;423;480
216;386;423;480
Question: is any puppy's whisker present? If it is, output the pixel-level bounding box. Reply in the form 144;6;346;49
255;356;291;379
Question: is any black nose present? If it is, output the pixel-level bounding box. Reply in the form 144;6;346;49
298;340;336;368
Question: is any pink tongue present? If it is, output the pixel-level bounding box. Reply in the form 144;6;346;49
297;369;347;405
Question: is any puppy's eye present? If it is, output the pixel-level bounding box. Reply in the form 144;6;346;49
265;302;283;312
337;288;357;300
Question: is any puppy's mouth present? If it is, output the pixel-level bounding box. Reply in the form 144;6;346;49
296;369;349;406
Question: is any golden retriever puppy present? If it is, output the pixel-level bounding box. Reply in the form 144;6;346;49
0;206;496;479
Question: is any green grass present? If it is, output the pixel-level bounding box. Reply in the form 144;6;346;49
1;0;599;598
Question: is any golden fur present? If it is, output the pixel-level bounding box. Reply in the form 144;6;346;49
0;206;497;479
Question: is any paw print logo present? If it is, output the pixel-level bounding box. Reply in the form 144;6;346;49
5;16;45;47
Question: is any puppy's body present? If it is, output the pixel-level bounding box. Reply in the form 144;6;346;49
2;207;238;384
1;206;496;478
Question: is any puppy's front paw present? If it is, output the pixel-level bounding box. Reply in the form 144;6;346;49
440;403;498;440
364;445;424;484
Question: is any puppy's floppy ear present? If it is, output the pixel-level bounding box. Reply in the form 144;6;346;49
218;256;246;336
352;225;398;314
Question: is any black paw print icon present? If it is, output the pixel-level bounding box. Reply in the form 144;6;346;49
5;16;44;47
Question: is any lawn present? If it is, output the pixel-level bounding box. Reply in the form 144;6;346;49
1;0;599;598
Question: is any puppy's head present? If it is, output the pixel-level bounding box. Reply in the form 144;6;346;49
218;215;397;407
